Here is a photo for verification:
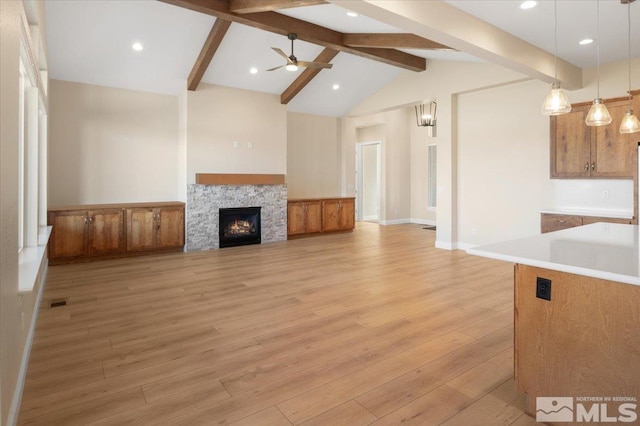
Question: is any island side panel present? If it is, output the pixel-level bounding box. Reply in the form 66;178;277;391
514;264;640;418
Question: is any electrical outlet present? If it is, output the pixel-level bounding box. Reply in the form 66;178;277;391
603;190;609;199
536;277;552;301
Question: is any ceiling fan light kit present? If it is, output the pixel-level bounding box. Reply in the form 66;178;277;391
267;33;333;72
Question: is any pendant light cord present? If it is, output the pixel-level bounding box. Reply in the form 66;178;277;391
628;0;632;104
554;0;558;81
596;0;601;99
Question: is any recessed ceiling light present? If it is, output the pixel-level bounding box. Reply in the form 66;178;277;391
346;11;358;17
332;84;340;90
132;42;143;51
520;1;537;10
579;38;594;45
249;67;258;74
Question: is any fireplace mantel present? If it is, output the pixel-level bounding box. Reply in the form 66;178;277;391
196;174;285;185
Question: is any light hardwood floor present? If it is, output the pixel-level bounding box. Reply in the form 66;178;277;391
18;223;537;425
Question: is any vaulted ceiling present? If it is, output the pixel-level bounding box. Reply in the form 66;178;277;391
44;0;640;117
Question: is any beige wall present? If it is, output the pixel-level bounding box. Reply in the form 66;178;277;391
48;80;180;206
286;112;341;198
187;83;287;183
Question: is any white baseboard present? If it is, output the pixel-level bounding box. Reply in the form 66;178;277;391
379;218;411;225
410;218;436;226
435;240;456;250
362;215;379;222
8;260;48;426
456;242;478;251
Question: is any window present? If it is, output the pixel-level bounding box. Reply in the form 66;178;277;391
428;144;437;209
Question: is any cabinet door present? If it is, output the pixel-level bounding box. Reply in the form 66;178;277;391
89;209;125;255
338;199;355;230
591;100;633;178
126;208;156;251
157;206;185;248
287;202;307;235
322;200;341;232
551;107;591;178
49;211;89;258
305;202;322;233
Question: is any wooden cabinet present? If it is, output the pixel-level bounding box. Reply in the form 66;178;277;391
287;201;322;235
126;206;185;251
541;212;633;234
48;209;124;260
287;197;355;237
551;98;634;179
321;199;355;232
48;202;184;264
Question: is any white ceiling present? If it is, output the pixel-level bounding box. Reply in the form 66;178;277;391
44;0;640;117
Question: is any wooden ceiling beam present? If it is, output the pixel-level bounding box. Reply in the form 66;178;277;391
187;18;232;91
229;0;326;14
160;0;426;72
343;33;453;50
280;48;339;104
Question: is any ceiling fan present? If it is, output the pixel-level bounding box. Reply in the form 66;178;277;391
267;33;333;72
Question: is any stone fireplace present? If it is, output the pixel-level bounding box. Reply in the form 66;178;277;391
186;183;287;251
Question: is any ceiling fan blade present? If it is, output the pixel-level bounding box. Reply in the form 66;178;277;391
266;64;285;71
271;47;291;61
297;61;333;69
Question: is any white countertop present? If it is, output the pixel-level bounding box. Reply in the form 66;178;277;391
467;223;640;287
540;208;634;219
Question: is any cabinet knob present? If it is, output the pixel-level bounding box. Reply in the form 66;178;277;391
556;220;567;224
591;161;595;171
584;162;589;172
84;217;88;225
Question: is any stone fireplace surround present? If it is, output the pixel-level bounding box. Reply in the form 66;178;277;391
186;183;287;251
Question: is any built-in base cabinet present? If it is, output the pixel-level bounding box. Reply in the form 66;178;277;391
48;202;184;264
287;198;355;237
541;213;633;234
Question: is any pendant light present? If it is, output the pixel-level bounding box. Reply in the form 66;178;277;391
585;0;612;126
620;0;640;134
541;0;571;116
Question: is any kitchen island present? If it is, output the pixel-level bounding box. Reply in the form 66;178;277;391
468;223;639;423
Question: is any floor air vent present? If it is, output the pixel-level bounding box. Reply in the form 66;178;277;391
50;298;67;308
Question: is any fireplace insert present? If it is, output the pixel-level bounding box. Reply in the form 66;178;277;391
219;207;261;248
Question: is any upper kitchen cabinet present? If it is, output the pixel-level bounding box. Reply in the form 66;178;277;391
550;98;634;179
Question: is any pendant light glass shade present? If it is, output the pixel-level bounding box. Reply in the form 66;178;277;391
542;82;572;115
620;109;640;134
619;0;639;134
585;98;613;126
541;0;571;116
586;0;611;127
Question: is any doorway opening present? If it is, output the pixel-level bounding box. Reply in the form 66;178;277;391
356;141;381;222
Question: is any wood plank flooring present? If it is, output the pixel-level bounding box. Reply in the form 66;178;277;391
18;223;534;425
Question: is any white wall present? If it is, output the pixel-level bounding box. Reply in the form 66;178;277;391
187;83;287;183
286;112;341;198
457;79;550;246
48;80;180;205
1;0;48;423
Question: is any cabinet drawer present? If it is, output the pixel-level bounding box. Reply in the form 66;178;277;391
541;214;582;234
582;216;633;226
